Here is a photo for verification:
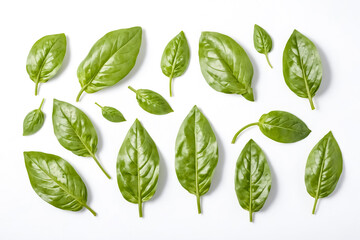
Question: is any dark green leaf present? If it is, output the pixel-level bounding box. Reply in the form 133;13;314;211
283;30;322;110
175;105;218;213
76;27;142;101
117;119;159;217
161;31;190;97
253;24;273;68
24;151;96;216
26;33;67;96
235;139;271;222
305;131;342;214
95;102;126;123
23;98;45;136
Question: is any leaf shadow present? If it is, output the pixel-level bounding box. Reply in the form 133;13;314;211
246;51;260;100
151;148;167;201
312;43;332;98
259;148;277;212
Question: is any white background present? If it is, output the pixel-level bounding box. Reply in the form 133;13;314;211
0;0;359;239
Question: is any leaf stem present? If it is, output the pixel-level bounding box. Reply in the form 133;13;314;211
250;211;253;222
35;82;39;96
90;154;111;179
83;204;97;216
76;87;86;102
231;122;259;144
138;200;143;218
38;98;45;110
265;53;273;68
128;86;137;93
196;194;201;214
308;96;315;110
95;102;103;109
312;197;318;214
169;75;173;97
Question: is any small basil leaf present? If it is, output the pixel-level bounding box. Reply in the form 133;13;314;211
175;105;218;213
199;31;254;101
117;119;160;217
76;27;142;102
24;151;96;216
253;24;273;68
305;131;342;214
161;31;190;97
26;33;67;96
232;110;311;143
128;86;173;115
52;99;111;179
95;102;126;123
23;98;45;136
235;139;272;222
283;30;322;110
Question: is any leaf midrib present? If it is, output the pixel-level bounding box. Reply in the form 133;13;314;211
315;137;330;199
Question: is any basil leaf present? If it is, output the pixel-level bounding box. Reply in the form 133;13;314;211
175;105;218;213
161;31;190;97
128;86;173;115
305;131;342;214
24;151;96;216
232;110;311;143
253;24;273;68
23;98;45;136
76;27;142;102
199;31;254;101
283;30;322;110
52;99;111;179
116;119;160;217
95;102;126;123
235;139;271;222
26;33;67;96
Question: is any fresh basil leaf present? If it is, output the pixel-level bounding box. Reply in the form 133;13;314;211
95;102;126;123
161;31;190;97
235;139;271;222
76;27;142;102
23;98;45;136
232;110;311;143
199;31;254;101
128;86;173;115
26;33;67;96
283;30;322;110
24;151;96;216
117;119;160;217
253;24;273;68
52;99;111;179
305;131;342;214
175;105;218;213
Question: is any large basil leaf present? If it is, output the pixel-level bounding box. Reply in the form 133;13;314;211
117;119;159;217
24;151;96;216
253;24;273;68
235;139;271;222
175;105;218;213
52;99;111;179
95;102;126;123
128;86;173;115
283;30;322;110
76;27;142;101
305;131;342;214
23;98;45;136
26;33;67;96
199;31;254;101
161;31;190;97
232;110;311;143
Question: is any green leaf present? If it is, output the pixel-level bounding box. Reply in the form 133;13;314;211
116;119;160;217
232;110;311;143
52;99;110;179
253;24;273;68
23;98;45;136
161;31;190;97
76;27;142;102
95;102;126;123
199;31;254;101
175;105;218;213
283;30;322;110
24;151;96;216
235;139;272;222
26;33;67;96
128;86;173;115
305;131;342;214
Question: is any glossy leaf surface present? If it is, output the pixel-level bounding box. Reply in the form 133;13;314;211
161;31;190;97
199;31;254;101
76;27;142;101
253;24;273;68
26;33;66;95
117;119;159;217
23;99;45;136
235;140;271;222
95;102;126;123
24;151;96;216
305;131;342;214
283;30;322;110
175;105;218;213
